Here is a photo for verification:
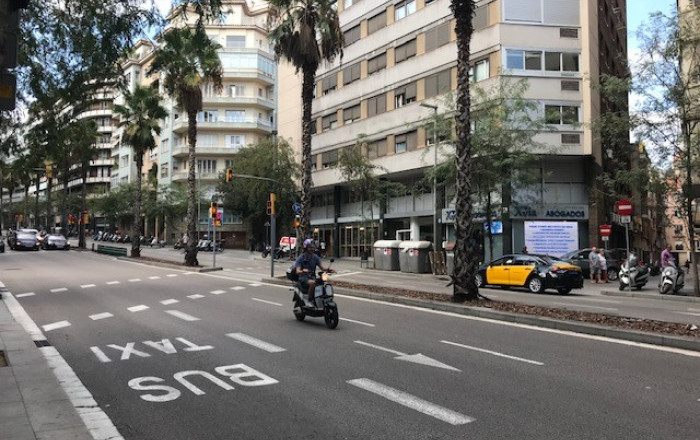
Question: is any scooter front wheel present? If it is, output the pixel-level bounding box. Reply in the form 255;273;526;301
660;283;671;295
324;306;339;329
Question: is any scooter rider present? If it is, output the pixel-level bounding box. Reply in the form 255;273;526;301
661;245;675;268
295;239;334;306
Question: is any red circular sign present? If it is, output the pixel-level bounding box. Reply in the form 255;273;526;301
599;224;612;237
616;199;633;216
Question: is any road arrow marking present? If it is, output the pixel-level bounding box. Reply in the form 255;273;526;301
348;378;474;425
441;340;544;366
354;340;460;371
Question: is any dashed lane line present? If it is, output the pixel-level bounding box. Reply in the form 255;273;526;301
347;378;474;426
164;310;200;321
340;317;375;327
210;289;226;295
440;340;544;366
15;292;35;298
90;312;114;321
127;305;149;312
226;333;286;353
230;286;246;291
42;321;71;332
80;284;96;289
160;299;179;305
129;278;142;282
249;283;262;287
187;294;205;299
251;298;283;306
50;287;68;293
148;276;161;280
166;274;178;277
106;281;120;285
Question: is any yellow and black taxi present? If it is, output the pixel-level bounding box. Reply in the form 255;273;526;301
475;253;584;294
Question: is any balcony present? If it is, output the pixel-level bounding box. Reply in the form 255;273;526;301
201;95;275;109
76;108;113;120
171;145;242;158
171;117;272;134
171;170;222;183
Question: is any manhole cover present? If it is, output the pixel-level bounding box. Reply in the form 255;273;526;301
0;350;7;367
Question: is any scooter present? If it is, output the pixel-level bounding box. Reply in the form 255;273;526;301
289;259;339;329
618;254;649;291
659;262;684;295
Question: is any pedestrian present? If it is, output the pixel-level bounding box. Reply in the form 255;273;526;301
248;237;255;254
588;246;600;282
598;249;608;283
521;246;528;254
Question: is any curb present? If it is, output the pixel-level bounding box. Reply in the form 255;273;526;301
262;278;700;353
601;290;700;303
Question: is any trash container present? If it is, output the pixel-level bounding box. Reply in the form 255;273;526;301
445;242;455;276
373;240;402;271
399;241;433;273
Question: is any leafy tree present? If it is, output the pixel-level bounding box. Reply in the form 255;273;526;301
268;0;344;236
218;137;300;243
149;26;223;266
113;84;168;257
65;119;100;248
631;9;700;295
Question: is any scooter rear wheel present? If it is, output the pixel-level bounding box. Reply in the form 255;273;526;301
324;307;339;329
293;301;306;321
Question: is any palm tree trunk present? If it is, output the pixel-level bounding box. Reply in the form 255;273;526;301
132;156;143;258
184;109;199;266
79;168;87;249
300;67;315;238
450;1;479;301
23;186;28;227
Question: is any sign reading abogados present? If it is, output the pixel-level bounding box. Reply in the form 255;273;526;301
441;204;588;223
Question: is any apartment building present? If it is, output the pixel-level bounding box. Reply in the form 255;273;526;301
277;0;628;259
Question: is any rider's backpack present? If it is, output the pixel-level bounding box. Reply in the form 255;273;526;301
286;264;298;281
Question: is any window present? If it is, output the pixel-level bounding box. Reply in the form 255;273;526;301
322;112;338;131
367;11;386;34
473;4;489;30
322;150;338;168
226;36;246;48
395;0;416;21
343;105;361;124
367;53;387;75
344;25;360;45
545;105;579;124
225;110;245;122
226;135;245;149
394;131;416;153
545;52;580;72
99;134;110;144
525;51;541;70
367;94;387;117
160;163;168;178
343;63;361;85
198;134;217;146
425;22;450;52
394;39;416;64
394;82;416;108
310;119;317;135
321;74;338;94
506;50;541;70
120;155;129;168
469;59;489;82
198;110;218;122
230;85;245;97
197;159;217;174
368;139;388;159
424;69;451;98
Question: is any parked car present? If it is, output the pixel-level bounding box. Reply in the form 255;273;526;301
11;231;40;251
475;253;584;294
42;231;70;250
559;248;627;281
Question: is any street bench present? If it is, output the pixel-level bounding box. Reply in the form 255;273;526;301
96;244;127;257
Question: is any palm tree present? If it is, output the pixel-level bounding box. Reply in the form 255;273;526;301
268;0;344;237
450;1;479;301
149;27;223;266
113;84;167;258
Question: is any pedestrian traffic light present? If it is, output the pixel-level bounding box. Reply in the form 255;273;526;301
266;200;272;216
225;168;234;182
210;202;217;219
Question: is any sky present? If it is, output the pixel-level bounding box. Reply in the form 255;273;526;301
627;0;675;53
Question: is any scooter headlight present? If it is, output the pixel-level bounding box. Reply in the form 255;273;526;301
321;272;329;282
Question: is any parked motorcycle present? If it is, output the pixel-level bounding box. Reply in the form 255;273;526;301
262;245;287;260
659;262;684;295
618;253;649;291
289;259;339;329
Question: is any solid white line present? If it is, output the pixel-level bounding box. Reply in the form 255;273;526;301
160;299;179;305
128;305;149;312
81;284;96;289
50;287;68;293
340;317;375;327
552;302;617;312
106;281;120;285
332;271;362;278
230;286;246;291
688;308;700;312
210;289;226;295
226;333;286;353
129;278;142;282
187;294;205;299
43;320;71;332
149;276;160;280
347;379;474;425
164;310;200;321
441;340;544;366
251;298;283;306
678;311;700;317
90;312;114;321
354;340;405;356
16;292;35;298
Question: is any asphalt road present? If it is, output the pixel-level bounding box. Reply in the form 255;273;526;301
2;249;699;439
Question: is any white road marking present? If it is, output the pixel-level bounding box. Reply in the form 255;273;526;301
249;283;262;287
90;346;112;363
340;317;375;327
354;340;459;371
230;286;245;291
16;292;35;298
50;287;68;293
251;298;283;306
553;302;618;312
166;274;178;277
678;311;700;317
182;272;196;275
187;294;205;299
355;340;404;356
210;289;226;295
81;284;96;289
160;299;179;305
164;310;200;321
128;305;149;312
149;276;161;280
106;281;120;285
348;379;474;425
441;340;544;366
226;333;286;353
90;312;114;321
688;308;700;312
129;278;142;282
332;271;362;278
42;321;71;332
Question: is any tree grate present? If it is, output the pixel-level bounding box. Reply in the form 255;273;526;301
34;340;52;347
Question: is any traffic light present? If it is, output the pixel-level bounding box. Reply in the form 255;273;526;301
293;215;301;228
45;163;53;178
266;200;272;216
210;202;217;219
225;168;234;182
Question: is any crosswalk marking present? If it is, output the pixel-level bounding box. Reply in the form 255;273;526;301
50;287;68;293
43;321;71;332
187;294;205;299
16;292;35;298
90;312;114;321
81;284;96;289
164;310;200;321
347;379;474;425
160;299;179;305
226;333;286;353
128;305;149;312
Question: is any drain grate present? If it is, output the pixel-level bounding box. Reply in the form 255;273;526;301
0;350;7;367
34;340;52;347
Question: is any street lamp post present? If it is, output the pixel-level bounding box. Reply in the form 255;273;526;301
420;103;440;252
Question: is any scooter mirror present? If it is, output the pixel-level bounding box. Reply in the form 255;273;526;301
330;258;335;263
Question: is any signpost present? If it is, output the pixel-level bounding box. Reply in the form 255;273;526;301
616;200;633;291
599;224;611;248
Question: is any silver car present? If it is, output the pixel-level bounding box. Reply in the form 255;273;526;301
42;232;70;250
